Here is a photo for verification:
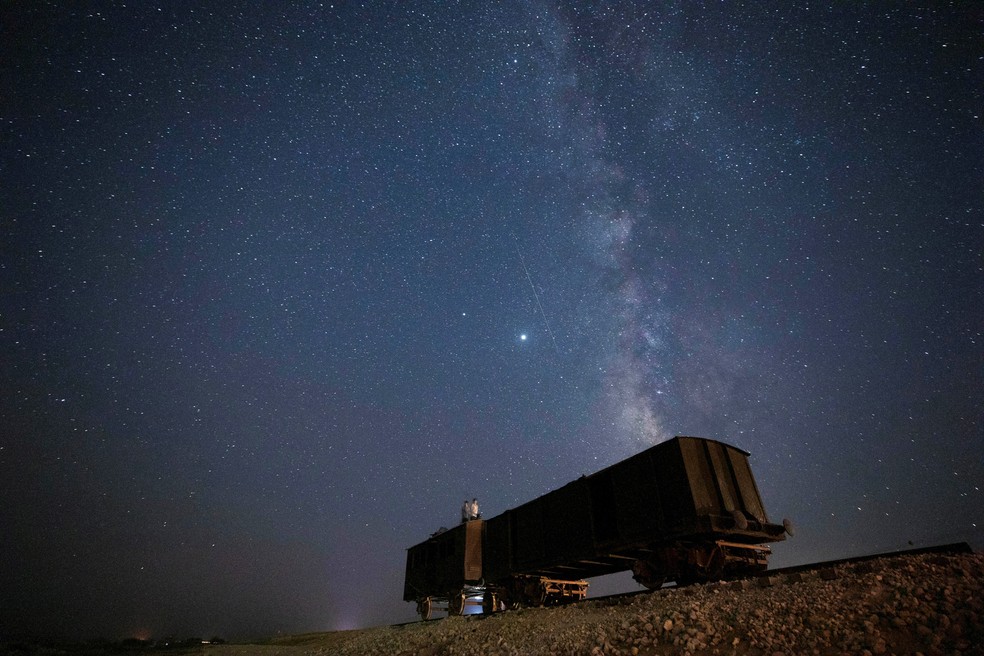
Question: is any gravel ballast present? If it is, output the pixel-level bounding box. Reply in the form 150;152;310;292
211;551;984;656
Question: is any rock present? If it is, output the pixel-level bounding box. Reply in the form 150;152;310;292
211;551;984;656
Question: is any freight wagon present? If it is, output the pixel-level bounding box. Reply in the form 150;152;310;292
404;436;791;619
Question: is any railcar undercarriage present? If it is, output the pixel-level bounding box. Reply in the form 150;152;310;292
631;539;772;589
494;574;589;610
413;576;589;620
415;585;486;620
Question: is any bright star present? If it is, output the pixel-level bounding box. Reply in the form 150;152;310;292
520;334;527;341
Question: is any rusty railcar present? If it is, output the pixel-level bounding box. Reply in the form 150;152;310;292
404;436;790;619
403;520;484;619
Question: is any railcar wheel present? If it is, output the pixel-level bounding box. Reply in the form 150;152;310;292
641;575;666;590
687;543;726;582
482;591;499;615
417;597;433;621
502;579;528;609
448;591;466;616
632;559;667;591
527;581;547;607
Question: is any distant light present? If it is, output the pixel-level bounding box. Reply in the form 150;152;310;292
520;334;527;341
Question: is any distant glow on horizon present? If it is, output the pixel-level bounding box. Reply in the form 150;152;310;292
332;616;361;632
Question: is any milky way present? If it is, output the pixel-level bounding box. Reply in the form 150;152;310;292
2;1;982;641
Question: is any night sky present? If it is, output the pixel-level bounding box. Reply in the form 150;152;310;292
2;1;982;642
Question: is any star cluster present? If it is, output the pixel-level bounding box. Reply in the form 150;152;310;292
2;1;982;641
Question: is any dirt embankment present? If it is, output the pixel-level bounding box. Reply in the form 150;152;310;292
210;551;984;656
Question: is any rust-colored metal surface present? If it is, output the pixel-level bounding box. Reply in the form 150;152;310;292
403;520;485;602
405;436;787;606
463;520;482;581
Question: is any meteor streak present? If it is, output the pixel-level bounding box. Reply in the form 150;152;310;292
513;237;560;354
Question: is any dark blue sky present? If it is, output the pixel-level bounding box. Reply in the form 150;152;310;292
2;0;982;641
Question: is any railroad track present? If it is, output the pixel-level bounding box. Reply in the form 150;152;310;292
586;541;974;607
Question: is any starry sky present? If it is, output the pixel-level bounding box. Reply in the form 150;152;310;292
2;0;982;642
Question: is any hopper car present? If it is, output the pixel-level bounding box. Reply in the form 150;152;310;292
403;435;791;619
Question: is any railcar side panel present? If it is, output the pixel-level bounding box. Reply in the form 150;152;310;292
511;498;546;568
482;513;512;582
680;437;718;515
588;471;618;543
727;448;767;522
464;520;483;581
706;440;740;512
652;440;695;532
403;521;484;602
542;480;593;561
610;450;663;542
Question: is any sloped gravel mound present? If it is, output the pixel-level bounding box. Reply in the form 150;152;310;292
210;551;983;655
